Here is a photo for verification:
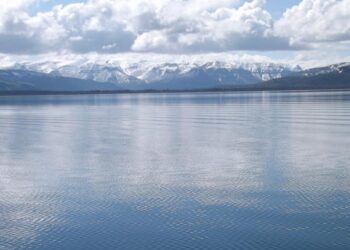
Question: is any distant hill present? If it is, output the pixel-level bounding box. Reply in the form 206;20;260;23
256;63;350;90
0;69;122;92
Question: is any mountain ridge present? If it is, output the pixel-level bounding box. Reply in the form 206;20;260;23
6;60;301;90
0;61;349;92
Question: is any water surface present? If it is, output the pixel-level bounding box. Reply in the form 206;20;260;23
1;91;350;249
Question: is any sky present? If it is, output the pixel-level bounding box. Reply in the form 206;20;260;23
1;0;350;67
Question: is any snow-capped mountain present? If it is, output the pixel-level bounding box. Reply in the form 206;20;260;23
50;64;143;85
11;61;142;85
7;59;301;90
125;61;300;82
130;62;299;90
298;62;350;77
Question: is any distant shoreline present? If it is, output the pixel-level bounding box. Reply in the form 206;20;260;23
1;85;350;97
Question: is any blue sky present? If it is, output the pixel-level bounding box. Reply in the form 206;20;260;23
29;0;83;14
34;0;81;8
265;0;301;18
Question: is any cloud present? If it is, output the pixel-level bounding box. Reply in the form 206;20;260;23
0;0;307;54
276;0;350;44
131;0;301;53
0;0;40;53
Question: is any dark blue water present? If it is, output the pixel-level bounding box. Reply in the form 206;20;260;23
1;91;350;250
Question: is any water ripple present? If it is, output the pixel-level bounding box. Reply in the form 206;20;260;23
0;91;350;249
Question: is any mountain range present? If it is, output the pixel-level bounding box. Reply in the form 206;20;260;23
258;62;350;90
0;60;349;92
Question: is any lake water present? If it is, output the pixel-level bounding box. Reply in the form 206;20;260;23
1;91;350;250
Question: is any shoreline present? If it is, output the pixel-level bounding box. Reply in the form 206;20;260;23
1;86;350;97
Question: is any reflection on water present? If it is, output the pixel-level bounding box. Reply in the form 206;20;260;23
1;91;350;250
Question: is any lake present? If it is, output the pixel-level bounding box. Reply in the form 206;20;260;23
1;91;350;250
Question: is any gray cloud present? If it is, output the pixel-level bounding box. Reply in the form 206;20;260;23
0;34;46;54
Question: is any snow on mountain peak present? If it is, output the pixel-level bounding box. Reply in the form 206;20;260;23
0;53;303;88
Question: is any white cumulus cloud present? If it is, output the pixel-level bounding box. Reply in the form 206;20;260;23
0;0;305;54
276;0;350;44
1;0;349;57
131;0;300;52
